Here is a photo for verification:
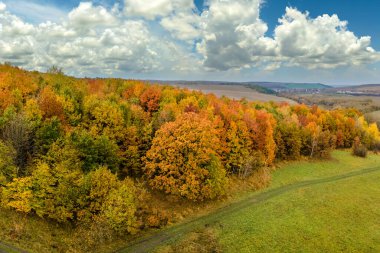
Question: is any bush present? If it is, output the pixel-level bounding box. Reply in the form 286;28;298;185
352;137;368;158
353;145;367;158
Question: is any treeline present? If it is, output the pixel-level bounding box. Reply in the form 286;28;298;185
0;64;379;234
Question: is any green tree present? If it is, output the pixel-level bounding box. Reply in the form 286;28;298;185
0;140;17;182
71;131;120;173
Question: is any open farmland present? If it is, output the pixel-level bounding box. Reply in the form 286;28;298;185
283;93;380;113
171;83;296;104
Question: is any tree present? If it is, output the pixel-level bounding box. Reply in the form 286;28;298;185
140;86;162;113
79;167;119;218
144;112;227;201
101;179;137;233
70;131;121;173
244;109;276;166
34;117;62;155
0;140;18;182
1;114;32;174
224;120;252;174
38;86;64;120
47;65;64;75
30;162;82;222
1;177;33;213
275;122;302;160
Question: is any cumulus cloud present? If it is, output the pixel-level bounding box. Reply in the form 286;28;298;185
0;0;379;77
0;2;6;12
68;2;117;28
274;7;380;69
161;12;201;41
196;0;277;70
195;2;379;71
0;2;196;76
124;0;195;20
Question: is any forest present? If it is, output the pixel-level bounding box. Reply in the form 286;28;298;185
0;64;380;248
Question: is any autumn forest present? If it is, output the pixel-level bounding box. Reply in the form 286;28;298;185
0;64;380;251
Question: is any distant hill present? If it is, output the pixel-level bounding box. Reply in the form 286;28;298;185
332;84;380;95
245;82;332;90
151;80;331;94
152;80;276;94
337;84;380;90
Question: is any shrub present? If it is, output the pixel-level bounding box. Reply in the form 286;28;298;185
352;137;367;158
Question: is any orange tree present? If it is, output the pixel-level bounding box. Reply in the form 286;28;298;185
144;112;227;201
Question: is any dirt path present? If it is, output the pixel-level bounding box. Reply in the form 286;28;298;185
0;241;28;253
117;166;380;253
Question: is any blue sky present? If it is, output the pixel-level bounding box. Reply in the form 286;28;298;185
1;0;380;85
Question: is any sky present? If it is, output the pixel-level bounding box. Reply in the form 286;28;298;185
0;0;380;85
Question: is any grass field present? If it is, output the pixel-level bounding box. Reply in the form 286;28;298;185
216;165;380;252
138;151;380;253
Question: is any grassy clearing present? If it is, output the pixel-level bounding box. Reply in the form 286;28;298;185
153;150;380;253
216;170;380;252
270;150;380;188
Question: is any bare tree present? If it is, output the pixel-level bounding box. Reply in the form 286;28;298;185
1;115;32;175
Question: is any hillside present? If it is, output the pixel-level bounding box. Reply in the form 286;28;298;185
0;64;380;252
334;84;380;95
159;82;296;104
247;82;332;90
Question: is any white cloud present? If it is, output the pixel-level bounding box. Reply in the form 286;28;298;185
194;3;380;71
124;0;195;20
68;2;117;28
274;7;380;69
0;3;195;76
196;0;276;70
0;2;6;12
0;1;379;78
160;12;201;41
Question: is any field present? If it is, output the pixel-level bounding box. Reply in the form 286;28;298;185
170;83;296;104
366;110;380;126
283;93;380;113
122;151;380;252
215;168;380;253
